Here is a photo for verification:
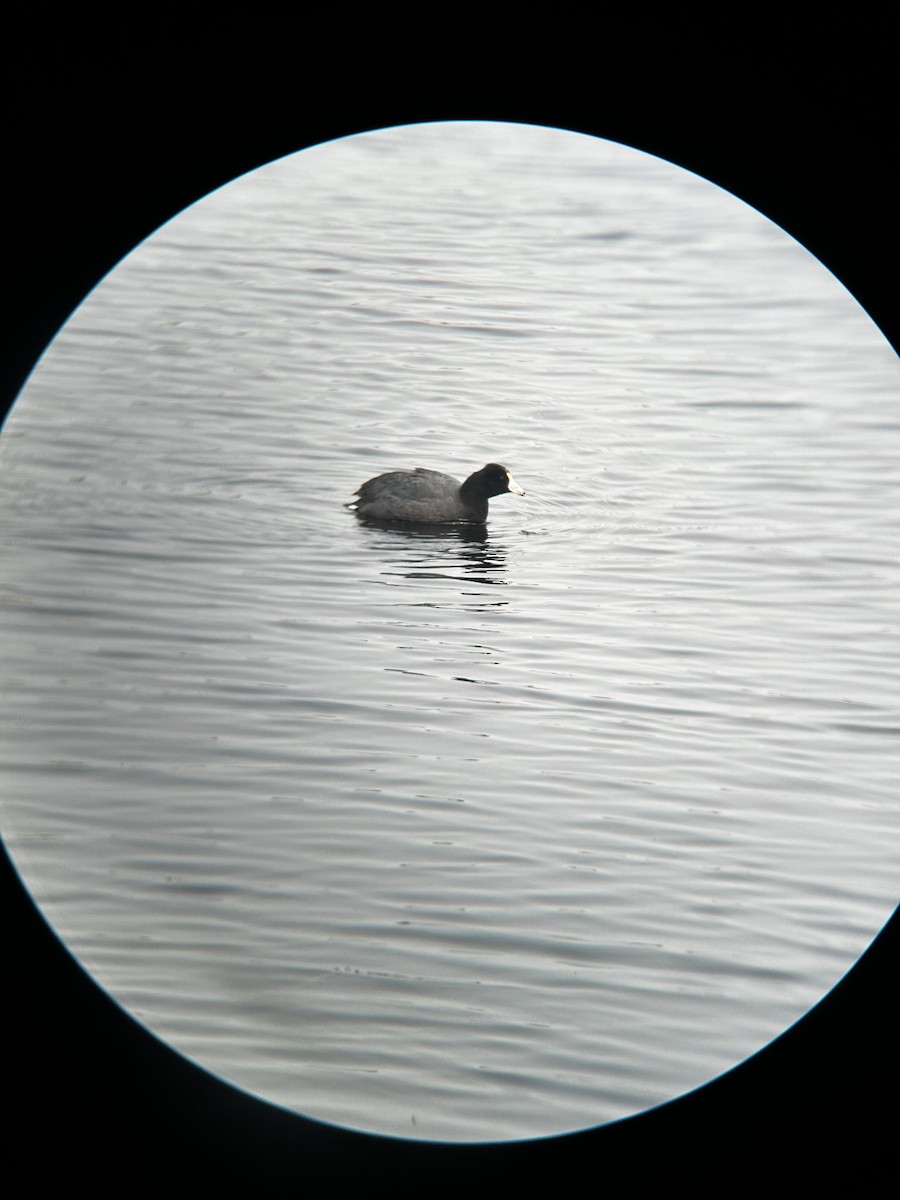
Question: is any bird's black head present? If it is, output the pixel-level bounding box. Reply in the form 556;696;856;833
477;463;526;498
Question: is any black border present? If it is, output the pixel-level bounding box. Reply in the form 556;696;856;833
4;12;899;1193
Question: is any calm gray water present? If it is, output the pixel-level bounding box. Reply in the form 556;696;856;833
2;122;898;1142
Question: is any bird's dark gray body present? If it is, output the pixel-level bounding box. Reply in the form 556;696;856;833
353;463;524;524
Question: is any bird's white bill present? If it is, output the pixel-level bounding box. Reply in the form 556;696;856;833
506;473;526;496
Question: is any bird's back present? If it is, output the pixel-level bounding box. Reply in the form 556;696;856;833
354;467;467;521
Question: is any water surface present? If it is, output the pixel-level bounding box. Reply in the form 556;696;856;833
2;122;898;1142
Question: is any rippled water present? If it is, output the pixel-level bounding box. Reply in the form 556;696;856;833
2;122;898;1142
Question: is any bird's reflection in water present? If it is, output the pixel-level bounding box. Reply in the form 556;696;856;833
354;516;510;594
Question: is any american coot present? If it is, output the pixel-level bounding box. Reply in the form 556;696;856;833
352;462;525;524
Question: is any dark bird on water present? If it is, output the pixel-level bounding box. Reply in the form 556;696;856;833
351;462;525;524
